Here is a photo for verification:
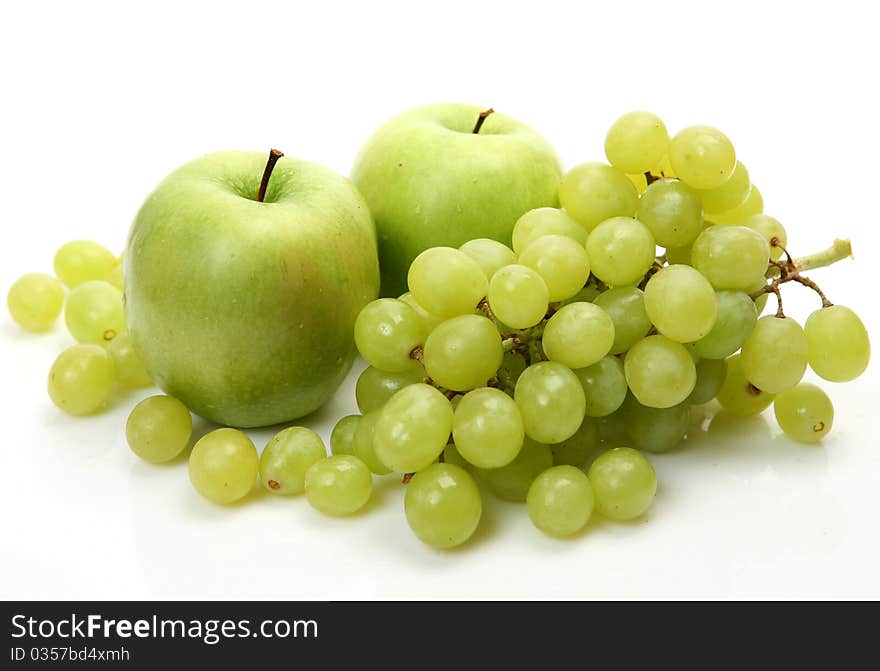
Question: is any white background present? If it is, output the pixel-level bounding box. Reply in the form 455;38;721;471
1;0;878;600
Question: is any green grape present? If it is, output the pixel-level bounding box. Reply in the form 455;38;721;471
511;208;588;255
354;298;427;372
423;315;503;391
542;302;615;369
442;442;471;469
697;160;750;214
597;408;629;446
487;264;549;329
330;415;361;456
714;184;764;224
188;428;259;505
260;426;327;495
47;344;115;416
588;447;656;521
405;463;481;548
452;387;524;468
604;111;669;174
743;214;787;261
105;257;124;290
573;356;628;417
689;357;728;404
106;332;152;387
664;243;692;266
644;265;717;343
586;217;656;287
774;383;834;444
636;178;704;248
7;273;65;332
593;287;652;354
558;163;639;231
53;240;117;289
407;247;488;318
668;125;736;190
514;361;586;444
498;351;528;388
740;316;807;393
518;235;591;302
305;455;372;516
716;353;775;417
352;410;392;475
398;292;445;332
527;465;595;537
624;335;696;408
477;438;552;502
692;291;758;359
64;280;126;345
551;418;602;467
624;396;691;453
691;225;770;290
355;362;425;414
805;305;870;382
459;238;516;279
125;395;192;463
374;383;453;473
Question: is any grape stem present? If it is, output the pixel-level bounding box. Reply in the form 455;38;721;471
409;345;424;364
750;239;847;311
472;108;494;134
256;148;284;202
793;238;852;272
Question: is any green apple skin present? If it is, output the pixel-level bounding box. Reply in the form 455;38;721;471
125;151;380;428
352;103;563;296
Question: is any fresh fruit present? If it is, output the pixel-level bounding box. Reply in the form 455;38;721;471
305;455;372;516
330;415;361;456
487;264;549;329
53;240;117;289
405;463;481;548
604;111;669;174
354;298;427;372
691;225;770;290
64;280;126;345
624;335;696;408
407;246;487;318
355;363;425;414
260;427;327;495
527;465;595;537
586;217;656;286
644;264;717;343
559;163;639;231
740;316;808;393
106;331;152;387
476;439;552;502
47;344;115;416
636;178;704;248
588;447;657;521
514;361;586;444
7;273;65;332
125;395;192;463
452;387;524;468
188;428;259;504
517;235;590;302
373;384;453;473
804;305;870;382
423;315;503;391
511;208;587;254
668;125;736;190
773;383;834;444
541;302;615;369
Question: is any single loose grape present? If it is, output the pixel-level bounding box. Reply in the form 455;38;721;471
398;292;444;332
644;265;717;343
689;357;728;404
773;383;834;444
624;396;691;453
423;315;503;391
511;208;588;254
407;247;488;318
624;335;696;408
518;235;590;302
354;298;426;372
636;178;704;248
355;362;425;414
588;447;657;521
405;463;481;548
804;305;870;382
47;344;115;416
691;225;770;290
743;214;787;261
692;291;758;359
740;316;808;394
604;111;669;174
668;125;736;190
106;331;152;387
593;287;652;354
125;395;191;463
527;465;595;537
515;362;586;444
305;455;372;516
374;384;453;473
586;217;656;287
64;280;126;345
477;438;553;502
459;238;516;279
550;419;603;468
7;273;65;332
697;160;750;214
713;185;764;224
188;428;259;505
559;163;639;231
716;354;775;417
573;356;628;417
260;427;326;495
352;411;392;475
53;240;117;288
542;302;615;369
452;387;524;469
487;264;549;329
330;415;361;456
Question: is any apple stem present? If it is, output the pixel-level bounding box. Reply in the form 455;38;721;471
257;148;285;202
472;108;494;134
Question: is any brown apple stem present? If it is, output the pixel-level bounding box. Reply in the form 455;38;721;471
257;148;284;202
472;108;494;134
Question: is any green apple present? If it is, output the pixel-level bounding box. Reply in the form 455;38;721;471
352;103;562;296
125;151;379;428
